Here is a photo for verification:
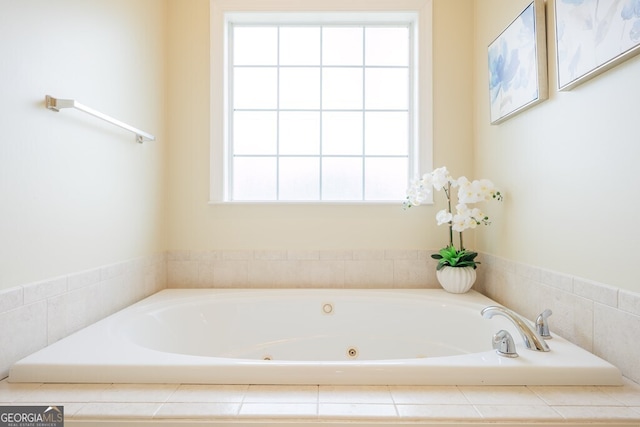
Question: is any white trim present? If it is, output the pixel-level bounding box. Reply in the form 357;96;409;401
225;11;420;25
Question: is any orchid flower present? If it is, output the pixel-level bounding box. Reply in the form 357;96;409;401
404;167;502;262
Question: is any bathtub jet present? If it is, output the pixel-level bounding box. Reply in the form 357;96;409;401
9;289;622;386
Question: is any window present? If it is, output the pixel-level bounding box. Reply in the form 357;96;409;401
210;3;432;203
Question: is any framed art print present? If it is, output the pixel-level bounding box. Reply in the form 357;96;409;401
555;0;640;91
488;0;548;124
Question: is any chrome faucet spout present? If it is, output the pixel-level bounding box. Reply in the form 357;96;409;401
481;306;550;352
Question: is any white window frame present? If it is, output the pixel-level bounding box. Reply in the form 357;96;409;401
210;0;433;203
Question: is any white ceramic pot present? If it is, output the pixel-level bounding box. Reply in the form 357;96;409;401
436;266;476;293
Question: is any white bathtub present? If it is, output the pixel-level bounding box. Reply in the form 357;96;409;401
9;289;622;385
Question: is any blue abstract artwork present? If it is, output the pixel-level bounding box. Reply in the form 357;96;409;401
556;0;640;90
488;0;547;124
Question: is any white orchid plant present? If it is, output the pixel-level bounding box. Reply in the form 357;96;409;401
404;166;503;270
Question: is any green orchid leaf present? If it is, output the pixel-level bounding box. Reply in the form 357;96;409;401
432;246;479;269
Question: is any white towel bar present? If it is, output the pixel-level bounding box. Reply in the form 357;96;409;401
45;95;155;143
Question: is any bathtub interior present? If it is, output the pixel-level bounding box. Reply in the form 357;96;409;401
116;291;494;361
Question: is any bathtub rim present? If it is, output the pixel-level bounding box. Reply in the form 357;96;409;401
8;288;624;386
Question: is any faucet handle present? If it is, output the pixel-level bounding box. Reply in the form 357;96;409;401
493;330;518;358
536;309;553;339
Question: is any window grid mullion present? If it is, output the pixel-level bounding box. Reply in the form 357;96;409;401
276;26;281;200
361;26;366;201
319;26;324;200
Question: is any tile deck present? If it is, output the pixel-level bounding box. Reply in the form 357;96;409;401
1;378;640;425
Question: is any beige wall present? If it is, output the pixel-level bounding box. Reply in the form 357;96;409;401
166;0;475;253
0;0;167;290
473;0;640;293
7;0;636;297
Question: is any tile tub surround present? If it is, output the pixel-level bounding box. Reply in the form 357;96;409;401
0;250;640;404
1;378;640;425
0;254;166;379
167;249;441;288
475;253;640;386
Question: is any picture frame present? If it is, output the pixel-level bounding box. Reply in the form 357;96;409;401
488;0;548;125
555;0;640;91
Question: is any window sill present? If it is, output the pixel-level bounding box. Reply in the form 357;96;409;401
207;200;414;206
